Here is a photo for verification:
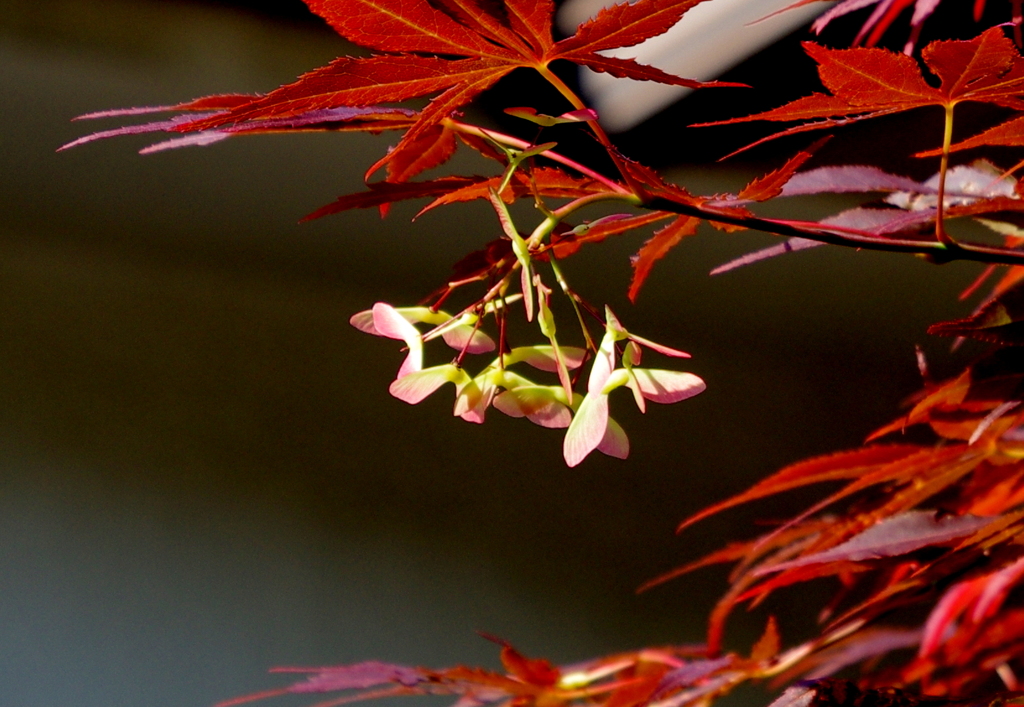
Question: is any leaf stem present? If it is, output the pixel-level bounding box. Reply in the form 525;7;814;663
935;103;957;249
446;119;629;194
549;256;596;352
524;193;641;254
421;272;516;345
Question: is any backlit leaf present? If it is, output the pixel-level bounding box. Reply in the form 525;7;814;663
154;0;731;179
563;393;610;467
735;138;827;203
301;177;477;221
564;54;726;89
493;387;572;428
185;55;506;130
597;415;630;460
700;29;1024;155
780;165;926;197
303;0;510;56
382;123;458;183
627;216;701;302
628;369;706;404
285;661;425;693
505;0;555;54
709;238;822;276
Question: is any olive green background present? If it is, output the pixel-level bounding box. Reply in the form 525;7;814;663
0;2;987;705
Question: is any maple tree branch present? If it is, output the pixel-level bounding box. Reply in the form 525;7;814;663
551;192;642;221
644;197;1024;265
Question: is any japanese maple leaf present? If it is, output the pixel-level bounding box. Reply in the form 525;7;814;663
175;0;733;178
701;27;1024;155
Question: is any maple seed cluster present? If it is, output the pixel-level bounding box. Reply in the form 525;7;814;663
352;293;704;468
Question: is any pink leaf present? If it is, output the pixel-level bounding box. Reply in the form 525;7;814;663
710;238;823;276
515;346;586;371
222;106;415;131
388;365;459;404
765;686;815;707
780;165;926;196
527;404;572;429
372;302;423;378
561;108;599;122
73;94;254;120
62;105;415;153
57;113;218;151
455;376;495;424
493;390;529;418
921;555;1024;656
653;656;736;698
821;206;934;235
563;394;609;467
350;310;378;334
283;662;426;693
630;369;706;404
588;333;617;395
75;105;192;120
372;303;420;342
804;628;922;678
440;326;496;355
139;132;230;154
493;387;572;428
921;580;981;656
974;556;1024;620
968;400;1021;444
597;416;629;459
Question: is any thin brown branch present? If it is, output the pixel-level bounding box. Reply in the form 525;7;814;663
644;197;1024;266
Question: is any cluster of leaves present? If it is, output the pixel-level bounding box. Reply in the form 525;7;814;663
66;0;732;466
65;0;1024;707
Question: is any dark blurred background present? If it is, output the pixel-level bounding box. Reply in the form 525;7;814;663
0;1;996;706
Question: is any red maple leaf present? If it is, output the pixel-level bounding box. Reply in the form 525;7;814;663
175;0;735;180
627;216;701;302
701;27;1024;156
